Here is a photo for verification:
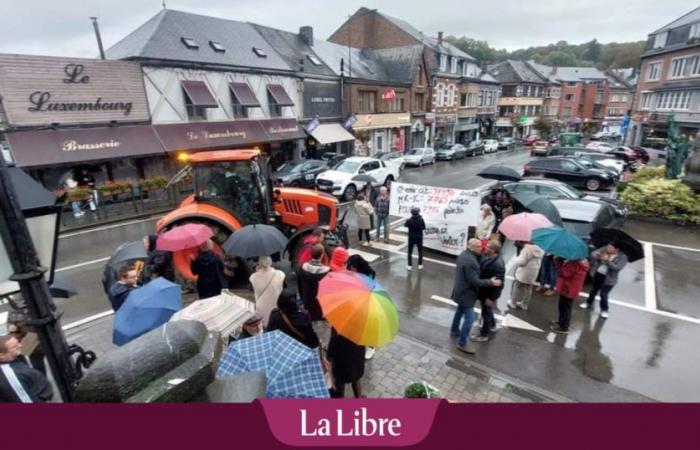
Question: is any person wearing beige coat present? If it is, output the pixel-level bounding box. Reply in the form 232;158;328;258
508;243;544;310
249;256;286;327
354;195;374;246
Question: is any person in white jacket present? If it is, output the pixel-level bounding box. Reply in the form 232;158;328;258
476;205;496;241
507;243;544;310
249;256;285;327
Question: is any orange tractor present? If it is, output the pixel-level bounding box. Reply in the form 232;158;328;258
156;150;348;279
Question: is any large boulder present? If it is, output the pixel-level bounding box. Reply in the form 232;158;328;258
75;320;222;402
195;372;267;403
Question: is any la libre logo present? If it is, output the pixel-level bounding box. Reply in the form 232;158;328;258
300;407;402;437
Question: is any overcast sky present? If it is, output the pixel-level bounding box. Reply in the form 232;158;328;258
0;0;697;57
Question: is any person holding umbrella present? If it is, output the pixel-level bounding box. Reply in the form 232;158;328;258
328;327;365;398
550;257;590;334
580;241;628;319
108;265;139;312
191;239;226;299
142;235;175;283
507;241;544;311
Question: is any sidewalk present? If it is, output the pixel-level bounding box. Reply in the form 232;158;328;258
65;315;561;403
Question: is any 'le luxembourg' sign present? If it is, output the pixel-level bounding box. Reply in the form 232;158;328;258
27;64;133;115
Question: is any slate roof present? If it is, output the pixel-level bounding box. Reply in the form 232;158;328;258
310;39;390;82
526;61;560;84
373;45;424;84
106;9;291;71
250;24;336;77
652;6;700;34
526;61;607;84
489;60;547;84
376;11;475;60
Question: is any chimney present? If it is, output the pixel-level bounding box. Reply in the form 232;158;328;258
299;26;314;46
438;31;443;46
550;65;558;75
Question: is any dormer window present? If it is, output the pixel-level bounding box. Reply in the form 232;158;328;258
307;55;322;66
439;54;447;72
690;23;700;40
451;58;458;74
253;47;267;58
209;41;225;53
654;32;668;49
181;37;199;50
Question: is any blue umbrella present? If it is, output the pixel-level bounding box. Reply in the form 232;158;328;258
217;331;329;398
532;226;589;261
113;277;182;346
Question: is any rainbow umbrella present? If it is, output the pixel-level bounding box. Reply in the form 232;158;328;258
317;271;399;347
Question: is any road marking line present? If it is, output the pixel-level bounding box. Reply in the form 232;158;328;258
63;310;114;331
60;215;162;239
640;240;700;254
644;242;657;311
380;247;700;326
431;295;543;332
56;257;111;273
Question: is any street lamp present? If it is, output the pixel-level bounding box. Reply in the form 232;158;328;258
0;156;93;402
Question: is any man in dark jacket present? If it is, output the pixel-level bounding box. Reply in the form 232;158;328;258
450;239;502;354
191;239;226;299
472;240;506;342
108;265;138;311
405;207;426;271
142;235;175;283
0;335;53;403
296;244;331;343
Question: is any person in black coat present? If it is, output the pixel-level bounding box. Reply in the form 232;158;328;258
191;239;226;299
328;327;365;398
266;289;319;349
473;240;506;342
296;244;330;322
405;207;426;271
0;336;53;403
142;235;176;283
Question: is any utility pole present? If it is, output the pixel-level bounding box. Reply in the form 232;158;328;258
90;17;106;60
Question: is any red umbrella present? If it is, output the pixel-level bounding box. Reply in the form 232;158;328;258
156;224;213;252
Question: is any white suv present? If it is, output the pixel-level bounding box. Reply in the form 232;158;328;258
316;157;400;201
483;139;499;153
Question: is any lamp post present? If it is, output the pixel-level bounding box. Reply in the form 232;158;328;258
0;156;93;402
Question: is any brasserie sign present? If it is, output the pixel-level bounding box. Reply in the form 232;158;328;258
27;64;133;115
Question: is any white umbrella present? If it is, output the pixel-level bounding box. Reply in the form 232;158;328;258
170;291;255;339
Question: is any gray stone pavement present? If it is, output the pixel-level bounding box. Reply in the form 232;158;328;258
65;313;562;403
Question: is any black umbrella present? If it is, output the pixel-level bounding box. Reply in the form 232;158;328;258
590;228;644;262
102;241;149;294
222;224;289;258
351;174;376;183
477;165;522;182
49;273;79;298
512;192;563;227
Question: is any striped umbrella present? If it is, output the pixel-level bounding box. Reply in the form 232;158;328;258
317;271;399;347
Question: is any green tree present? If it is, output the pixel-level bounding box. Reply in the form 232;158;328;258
534;118;553;136
583;39;602;62
545;50;578;66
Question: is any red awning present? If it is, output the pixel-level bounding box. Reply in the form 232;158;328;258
229;82;260;107
260;118;306;142
6;125;166;168
266;84;295;106
181;80;218;108
153;120;269;152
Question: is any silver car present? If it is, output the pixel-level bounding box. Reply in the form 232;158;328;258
403;147;436;167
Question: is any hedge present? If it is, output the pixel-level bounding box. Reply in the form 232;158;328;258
620;178;700;224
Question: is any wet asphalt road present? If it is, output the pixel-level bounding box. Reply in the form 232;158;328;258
5;148;700;402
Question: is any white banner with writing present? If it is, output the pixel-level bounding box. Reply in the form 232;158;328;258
390;182;481;255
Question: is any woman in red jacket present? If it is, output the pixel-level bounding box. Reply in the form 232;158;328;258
550;258;590;334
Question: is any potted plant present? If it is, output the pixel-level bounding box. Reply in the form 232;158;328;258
404;382;441;399
66;187;93;202
138;176;168;191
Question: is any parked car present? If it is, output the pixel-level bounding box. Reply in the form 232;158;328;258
498;137;515;150
523;158;615;191
522;135;541;146
466;140;485;156
550;198;625;242
592;130;622;141
608;146;650;164
320;152;346;168
274;160;329;188
531;141;552;156
435;144;467;161
585;141;615;152
316;156;400;201
403;147;436;167
550;150;625;175
502;178;627;217
483;139;499;153
627;146;651;163
374;151;406;172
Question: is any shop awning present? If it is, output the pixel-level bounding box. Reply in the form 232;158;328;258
6;125;167;168
153;120;268;152
260;118;306;141
308;123;355;145
229;82;261;107
181;80;218;108
266;84;295;107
